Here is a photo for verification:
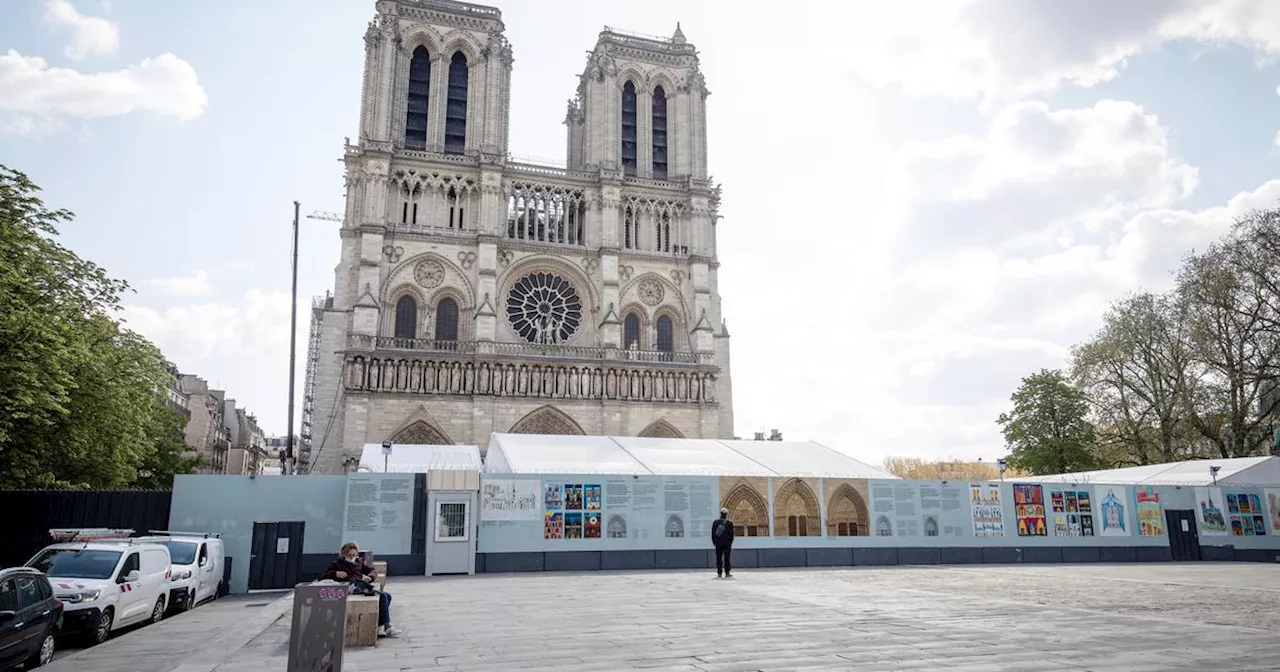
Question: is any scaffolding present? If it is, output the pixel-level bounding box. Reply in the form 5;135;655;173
299;292;331;472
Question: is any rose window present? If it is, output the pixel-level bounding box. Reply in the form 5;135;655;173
506;272;583;344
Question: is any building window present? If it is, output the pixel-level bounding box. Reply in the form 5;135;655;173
623;313;641;350
394;296;417;340
623;206;635;249
656;315;673;352
447;187;464;229
444;52;468;155
507;272;583;344
405;46;431;151
621;81;637;176
435;297;459;342
435;501;469;541
655;211;671;253
652;86;668;179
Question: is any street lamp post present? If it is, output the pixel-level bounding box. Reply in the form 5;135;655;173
996;458;1007;482
382;441;393;473
285;201;300;475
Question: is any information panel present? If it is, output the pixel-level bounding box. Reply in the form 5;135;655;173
342;473;414;555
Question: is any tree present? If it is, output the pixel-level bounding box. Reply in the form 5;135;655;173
132;404;203;490
996;369;1100;475
881;457;1027;481
0;165;195;488
1071;292;1193;466
1176;236;1280;458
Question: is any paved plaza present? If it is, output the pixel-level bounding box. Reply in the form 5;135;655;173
48;563;1280;671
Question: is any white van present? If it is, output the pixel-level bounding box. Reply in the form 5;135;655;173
125;532;224;611
26;530;173;645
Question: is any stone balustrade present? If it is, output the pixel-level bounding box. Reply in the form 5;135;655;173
349;335;714;366
344;354;718;404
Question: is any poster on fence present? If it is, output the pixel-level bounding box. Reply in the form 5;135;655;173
970;483;1005;538
1094;485;1131;536
1195;487;1228;536
480;479;541;521
1135;486;1164;536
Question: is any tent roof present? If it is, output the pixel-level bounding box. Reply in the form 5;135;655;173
1030;456;1280;487
484;434;897;479
358;443;481;474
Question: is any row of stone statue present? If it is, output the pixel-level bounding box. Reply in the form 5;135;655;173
345;356;718;403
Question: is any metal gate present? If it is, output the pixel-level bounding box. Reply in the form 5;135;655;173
1164;509;1202;561
248;521;305;590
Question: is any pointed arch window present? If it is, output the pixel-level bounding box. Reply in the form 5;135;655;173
652;86;668;179
623;313;641;350
394;296;418;340
621;81;637;176
405;46;431;151
656;315;673;353
435;297;459;342
623;205;635;250
444;52;468;155
655;211;671;253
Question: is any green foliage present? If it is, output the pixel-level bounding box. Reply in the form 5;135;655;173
997;369;1101;475
0;164;197;489
1004;206;1280;472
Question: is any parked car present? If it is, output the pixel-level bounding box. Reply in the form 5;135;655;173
0;567;63;670
115;533;223;612
26;532;172;645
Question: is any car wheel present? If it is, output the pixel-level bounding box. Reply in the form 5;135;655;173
24;630;55;668
150;596;166;624
91;609;113;645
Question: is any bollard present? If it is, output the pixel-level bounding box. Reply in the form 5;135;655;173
287;582;348;671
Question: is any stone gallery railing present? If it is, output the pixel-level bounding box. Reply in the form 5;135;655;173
350;335;713;366
344;354;718;404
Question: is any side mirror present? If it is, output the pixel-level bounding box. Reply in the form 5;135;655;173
118;570;140;584
0;611;15;624
199;557;208;567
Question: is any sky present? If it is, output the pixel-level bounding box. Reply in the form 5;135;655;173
2;0;1279;465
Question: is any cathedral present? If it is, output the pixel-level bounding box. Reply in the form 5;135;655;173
307;0;734;474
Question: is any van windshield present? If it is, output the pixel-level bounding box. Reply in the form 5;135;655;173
160;541;198;565
28;549;122;580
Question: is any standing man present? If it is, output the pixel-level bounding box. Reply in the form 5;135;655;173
711;507;735;578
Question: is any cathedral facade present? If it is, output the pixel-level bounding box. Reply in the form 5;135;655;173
308;0;733;474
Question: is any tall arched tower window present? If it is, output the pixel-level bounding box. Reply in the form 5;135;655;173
656;315;674;352
621;81;637;176
405;46;431;150
435;297;459;341
652;86;668;179
444;52;468;155
394;296;418;340
623;313;641;350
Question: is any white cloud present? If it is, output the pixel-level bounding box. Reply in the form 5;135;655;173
0;50;207;122
147;270;214;297
119;289;296;434
813;0;1280;99
44;0;120;60
0;115;61;137
792;99;1280;462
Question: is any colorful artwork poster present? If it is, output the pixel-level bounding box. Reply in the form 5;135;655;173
564;484;584;510
564;512;583;539
1195;487;1228;536
584;484;602;511
544;484;564;510
480;479;541;521
1268;489;1280;533
1012;484;1047;537
1095;485;1130;536
1226;492;1267;537
584;511;602;538
544;511;564;540
1135;486;1164;536
969;483;1005;537
1049;488;1095;537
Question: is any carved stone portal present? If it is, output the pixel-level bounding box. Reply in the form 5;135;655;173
509;405;585;435
825;483;870;537
773;478;820;537
390;420;451;445
637;419;683;439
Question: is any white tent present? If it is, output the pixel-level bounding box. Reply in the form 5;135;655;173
484;434;897;479
357;443;482;474
1031;456;1280;487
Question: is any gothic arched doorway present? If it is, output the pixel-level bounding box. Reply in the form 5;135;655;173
826;483;870;537
390;420;451;445
638;419;683;438
509;405;585;435
720;481;770;536
774;478;820;537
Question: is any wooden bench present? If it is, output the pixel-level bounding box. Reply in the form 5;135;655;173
345;595;380;647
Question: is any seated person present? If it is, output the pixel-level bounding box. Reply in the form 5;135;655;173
321;542;401;638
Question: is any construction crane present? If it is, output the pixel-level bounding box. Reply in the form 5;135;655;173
307;210;343;223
